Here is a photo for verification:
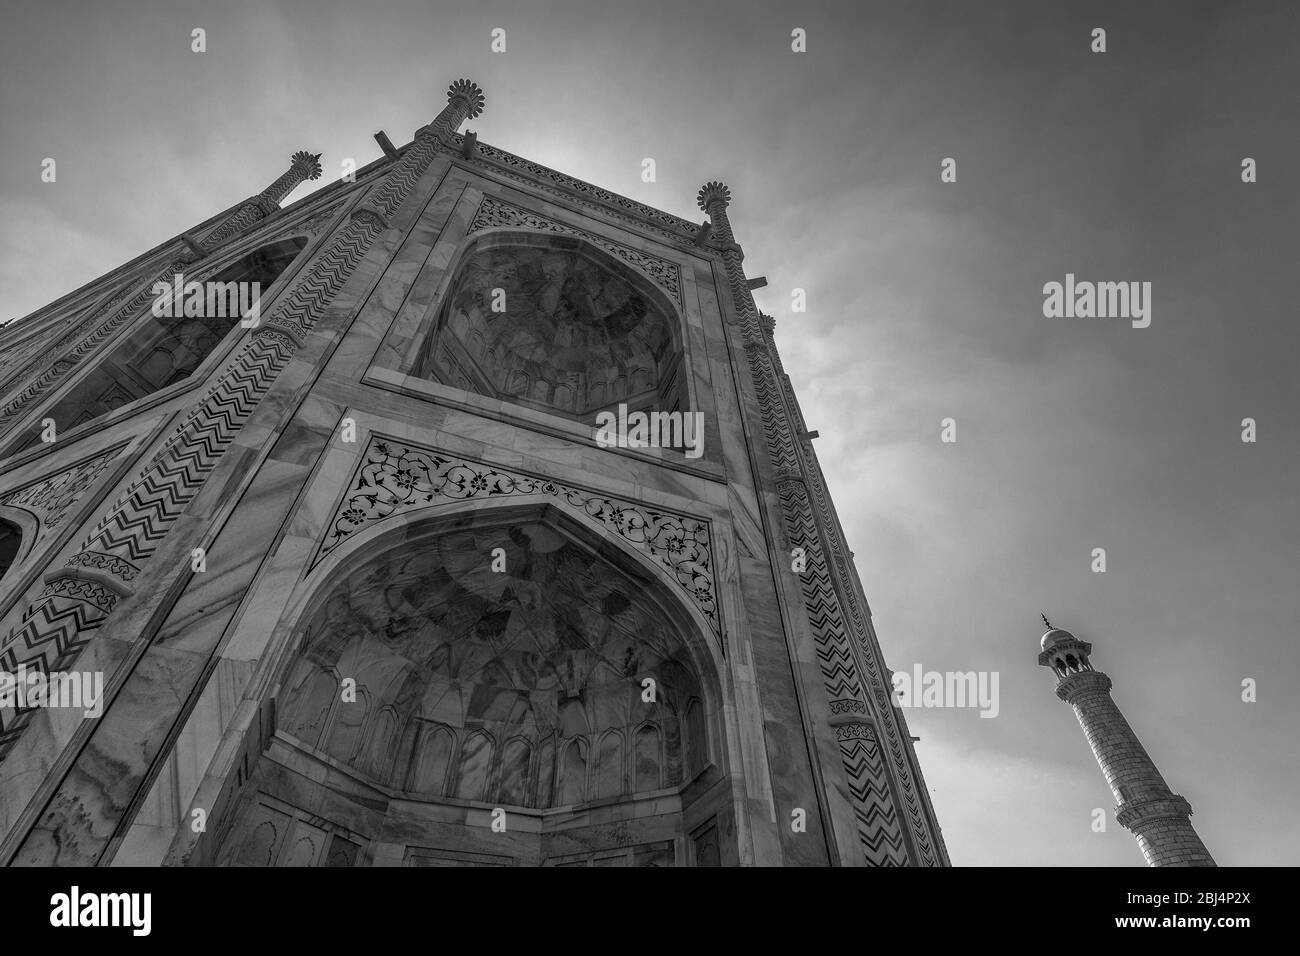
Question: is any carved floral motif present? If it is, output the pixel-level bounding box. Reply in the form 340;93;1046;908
467;196;683;306
1;446;120;535
317;437;720;639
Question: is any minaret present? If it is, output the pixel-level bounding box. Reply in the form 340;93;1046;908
1038;615;1215;866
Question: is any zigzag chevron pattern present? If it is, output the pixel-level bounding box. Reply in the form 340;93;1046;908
200;203;265;249
0;588;112;754
704;189;935;864
269;218;381;341
768;351;942;866
369;137;439;220
782;488;863;699
84;335;290;562
839;734;909;865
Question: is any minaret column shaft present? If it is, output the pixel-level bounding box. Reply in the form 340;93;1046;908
202;150;324;248
1060;671;1173;804
1043;627;1215;867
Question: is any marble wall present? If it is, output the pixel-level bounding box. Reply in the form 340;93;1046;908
1;132;866;867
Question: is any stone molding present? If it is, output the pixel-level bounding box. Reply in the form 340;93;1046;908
315;436;721;640
466;195;684;306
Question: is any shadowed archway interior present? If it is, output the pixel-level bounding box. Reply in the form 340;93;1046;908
18;237;307;450
218;511;722;867
414;239;684;423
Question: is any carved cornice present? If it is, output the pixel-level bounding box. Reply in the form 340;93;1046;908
36;576;119;615
1055;669;1112;702
315;437;721;640
447;135;711;254
1115;794;1195;830
828;697;869;716
63;549;140;583
834;722;879;742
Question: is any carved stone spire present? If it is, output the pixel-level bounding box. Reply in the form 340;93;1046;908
257;150;324;209
430;78;486;139
697;181;734;243
696;181;757;333
202;150;324;247
352;80;486;234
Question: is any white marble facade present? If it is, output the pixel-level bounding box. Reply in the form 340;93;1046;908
0;83;947;867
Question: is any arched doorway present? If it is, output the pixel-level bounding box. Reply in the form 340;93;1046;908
216;505;728;866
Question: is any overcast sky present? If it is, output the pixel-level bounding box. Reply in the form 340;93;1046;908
2;0;1297;865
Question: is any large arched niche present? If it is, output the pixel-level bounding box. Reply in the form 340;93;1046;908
412;230;687;424
218;503;730;867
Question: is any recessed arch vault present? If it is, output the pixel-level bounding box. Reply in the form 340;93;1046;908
216;501;734;866
412;228;688;424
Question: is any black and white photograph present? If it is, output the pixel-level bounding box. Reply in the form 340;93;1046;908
0;0;1291;939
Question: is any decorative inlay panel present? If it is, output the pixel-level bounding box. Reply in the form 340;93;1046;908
466;142;700;235
453;137;711;254
294;202;345;237
1;445;121;537
316;437;720;640
467;196;683;306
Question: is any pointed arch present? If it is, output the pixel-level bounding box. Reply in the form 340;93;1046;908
214;497;738;867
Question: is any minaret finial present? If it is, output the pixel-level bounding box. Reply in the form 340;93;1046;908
697;181;731;213
290;150;324;181
447;78;486;119
1041;612;1053;630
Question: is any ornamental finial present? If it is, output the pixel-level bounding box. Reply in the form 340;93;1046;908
448;79;486;119
697;181;731;212
291;151;323;180
1041;612;1053;630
